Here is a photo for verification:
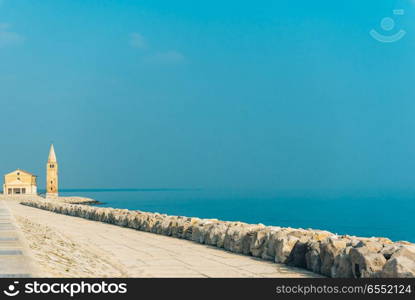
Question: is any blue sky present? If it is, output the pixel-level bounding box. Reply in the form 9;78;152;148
0;0;414;191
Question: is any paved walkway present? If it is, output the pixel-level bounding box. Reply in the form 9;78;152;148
5;198;320;278
0;200;36;277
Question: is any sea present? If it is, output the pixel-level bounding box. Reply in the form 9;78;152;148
58;188;415;243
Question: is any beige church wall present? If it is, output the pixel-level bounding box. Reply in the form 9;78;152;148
2;184;37;195
4;171;36;186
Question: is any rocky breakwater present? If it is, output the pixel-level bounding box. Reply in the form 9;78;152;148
20;198;415;278
51;196;102;205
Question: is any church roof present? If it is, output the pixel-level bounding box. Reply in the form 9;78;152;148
48;144;57;162
4;169;37;177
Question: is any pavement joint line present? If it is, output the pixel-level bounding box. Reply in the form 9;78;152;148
0;274;31;278
0;250;23;255
0;199;36;277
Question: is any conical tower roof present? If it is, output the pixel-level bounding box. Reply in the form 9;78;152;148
48;144;57;163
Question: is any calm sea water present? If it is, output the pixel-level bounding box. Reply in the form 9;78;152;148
59;189;415;243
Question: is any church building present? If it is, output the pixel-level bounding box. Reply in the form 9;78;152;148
2;144;59;197
3;169;38;196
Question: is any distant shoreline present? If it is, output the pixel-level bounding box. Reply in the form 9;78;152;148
40;188;203;193
40;195;103;205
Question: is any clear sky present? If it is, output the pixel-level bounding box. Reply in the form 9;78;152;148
0;0;414;191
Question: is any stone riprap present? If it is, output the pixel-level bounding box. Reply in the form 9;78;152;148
7;195;100;205
20;198;415;278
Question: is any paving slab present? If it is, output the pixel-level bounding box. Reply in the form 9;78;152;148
0;200;37;278
4;196;321;278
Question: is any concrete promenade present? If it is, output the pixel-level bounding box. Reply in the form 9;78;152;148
0;200;37;277
3;197;320;278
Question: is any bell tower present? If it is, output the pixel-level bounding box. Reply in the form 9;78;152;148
46;144;58;197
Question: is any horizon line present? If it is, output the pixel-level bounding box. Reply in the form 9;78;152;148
38;188;204;193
